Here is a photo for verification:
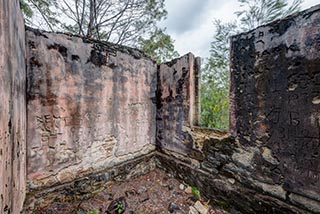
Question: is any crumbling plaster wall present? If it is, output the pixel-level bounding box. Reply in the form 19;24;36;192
0;0;27;213
26;29;157;193
156;5;320;214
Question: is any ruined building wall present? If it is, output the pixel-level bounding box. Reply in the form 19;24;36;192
156;53;201;155
0;1;319;213
230;5;320;212
157;5;320;214
0;0;27;213
26;30;157;193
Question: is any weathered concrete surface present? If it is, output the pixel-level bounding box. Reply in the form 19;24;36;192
230;4;320;213
156;54;201;155
26;29;157;192
0;0;27;213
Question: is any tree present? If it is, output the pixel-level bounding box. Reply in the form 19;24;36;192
20;0;59;31
138;28;179;63
201;0;303;130
201;21;238;130
20;0;167;46
236;0;303;31
20;0;34;18
20;0;179;63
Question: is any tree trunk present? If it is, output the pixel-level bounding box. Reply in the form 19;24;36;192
87;0;95;38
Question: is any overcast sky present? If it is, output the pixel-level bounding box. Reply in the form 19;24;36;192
159;0;320;59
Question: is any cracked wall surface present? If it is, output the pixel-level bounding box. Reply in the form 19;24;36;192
26;29;157;193
0;0;26;213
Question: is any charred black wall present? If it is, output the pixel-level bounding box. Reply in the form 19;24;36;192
230;4;320;212
156;4;320;214
156;53;201;155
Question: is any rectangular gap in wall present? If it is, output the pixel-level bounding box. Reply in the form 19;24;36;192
200;59;230;131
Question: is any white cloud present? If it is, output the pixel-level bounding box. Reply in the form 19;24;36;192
161;0;212;34
161;0;240;58
161;0;320;59
301;0;320;9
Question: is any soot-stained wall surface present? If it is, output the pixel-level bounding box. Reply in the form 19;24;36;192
156;5;320;214
230;5;320;212
26;29;157;191
157;54;201;155
0;0;26;213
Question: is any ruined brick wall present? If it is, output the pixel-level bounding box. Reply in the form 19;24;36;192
0;0;27;213
157;5;320;214
156;53;201;155
26;29;157;192
230;5;320;212
0;1;318;212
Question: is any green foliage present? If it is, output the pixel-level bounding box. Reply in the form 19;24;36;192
201;21;238;130
139;28;179;63
20;0;167;46
236;0;303;31
19;0;177;61
87;209;99;214
19;0;59;30
191;186;200;200
19;0;33;18
201;0;303;129
115;201;124;214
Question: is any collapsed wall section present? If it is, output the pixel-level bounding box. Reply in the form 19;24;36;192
0;0;27;213
26;29;157;194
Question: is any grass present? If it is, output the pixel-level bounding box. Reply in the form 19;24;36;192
191;186;201;200
87;209;99;214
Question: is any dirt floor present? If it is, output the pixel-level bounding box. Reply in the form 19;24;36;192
35;169;228;214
